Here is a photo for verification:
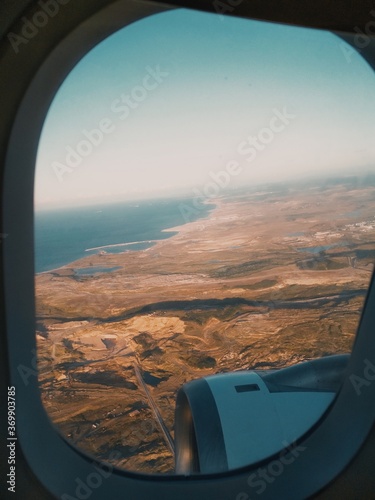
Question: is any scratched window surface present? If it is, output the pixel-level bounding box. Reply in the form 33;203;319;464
34;9;375;474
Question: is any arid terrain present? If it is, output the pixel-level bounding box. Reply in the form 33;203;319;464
35;179;375;474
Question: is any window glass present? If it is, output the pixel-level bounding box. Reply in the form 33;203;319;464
35;9;375;474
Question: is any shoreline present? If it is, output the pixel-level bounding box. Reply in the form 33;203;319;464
35;200;220;275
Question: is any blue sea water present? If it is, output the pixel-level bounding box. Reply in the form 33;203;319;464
35;198;213;273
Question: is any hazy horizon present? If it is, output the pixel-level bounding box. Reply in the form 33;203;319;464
34;169;375;212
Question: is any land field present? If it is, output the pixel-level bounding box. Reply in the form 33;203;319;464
36;180;375;474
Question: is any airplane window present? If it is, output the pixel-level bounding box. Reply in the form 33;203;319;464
34;8;375;475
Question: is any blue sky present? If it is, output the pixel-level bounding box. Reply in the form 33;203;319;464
35;8;375;208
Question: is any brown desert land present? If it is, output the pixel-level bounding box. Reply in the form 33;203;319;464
35;178;375;474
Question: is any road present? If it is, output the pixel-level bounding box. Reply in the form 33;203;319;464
133;363;175;456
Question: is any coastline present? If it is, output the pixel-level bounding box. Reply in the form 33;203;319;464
35;199;219;275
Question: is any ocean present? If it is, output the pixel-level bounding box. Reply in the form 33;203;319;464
34;198;213;273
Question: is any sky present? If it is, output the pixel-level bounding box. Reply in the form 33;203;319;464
35;8;375;209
